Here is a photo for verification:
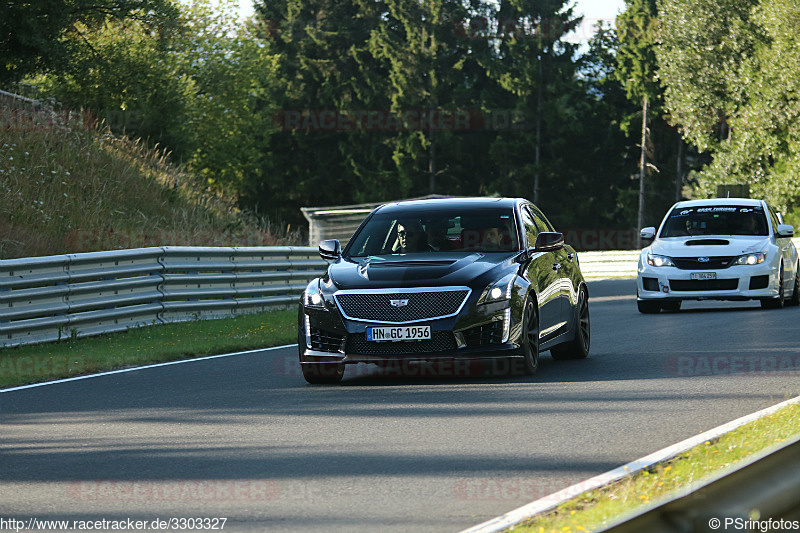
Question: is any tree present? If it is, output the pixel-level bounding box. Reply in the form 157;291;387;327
615;0;660;239
656;0;760;152
368;0;488;196
33;0;281;202
0;0;178;85
657;0;800;214
249;0;396;223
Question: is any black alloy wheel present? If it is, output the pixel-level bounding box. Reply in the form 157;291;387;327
521;298;540;375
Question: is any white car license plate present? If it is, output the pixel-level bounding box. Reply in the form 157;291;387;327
366;325;431;342
691;272;717;280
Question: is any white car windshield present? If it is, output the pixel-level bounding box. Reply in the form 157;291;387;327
660;205;769;237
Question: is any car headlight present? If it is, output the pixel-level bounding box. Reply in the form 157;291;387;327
478;273;515;305
647;254;675;267
303;282;327;308
734;252;766;265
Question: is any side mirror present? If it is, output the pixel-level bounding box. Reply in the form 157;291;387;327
777;224;795;237
640;227;656;240
533;232;564;252
319;239;341;261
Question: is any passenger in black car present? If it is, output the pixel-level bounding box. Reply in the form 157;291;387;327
426;220;453;251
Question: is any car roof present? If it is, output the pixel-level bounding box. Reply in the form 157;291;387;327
672;198;765;209
375;197;521;214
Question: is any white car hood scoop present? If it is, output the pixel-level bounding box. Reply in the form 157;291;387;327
685;239;730;246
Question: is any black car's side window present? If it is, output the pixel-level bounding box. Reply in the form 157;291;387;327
531;207;555;233
520;207;539;247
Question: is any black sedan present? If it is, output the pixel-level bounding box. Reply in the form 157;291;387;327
298;197;590;384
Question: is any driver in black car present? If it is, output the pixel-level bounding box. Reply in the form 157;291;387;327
394;220;430;253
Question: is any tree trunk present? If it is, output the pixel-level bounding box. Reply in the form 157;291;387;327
675;135;684;202
637;95;648;248
428;128;436;194
534;59;542;205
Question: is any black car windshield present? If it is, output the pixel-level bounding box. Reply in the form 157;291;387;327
346;207;520;257
659;205;769;237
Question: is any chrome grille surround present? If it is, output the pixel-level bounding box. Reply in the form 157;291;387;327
333;286;472;324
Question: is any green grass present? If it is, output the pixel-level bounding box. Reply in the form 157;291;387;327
513;399;800;532
0;310;297;389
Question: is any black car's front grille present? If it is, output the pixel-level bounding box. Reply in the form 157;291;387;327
310;327;344;353
346;331;458;355
335;289;469;323
462;321;504;348
669;279;739;291
672;257;736;270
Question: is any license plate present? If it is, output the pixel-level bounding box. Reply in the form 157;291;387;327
366;325;431;342
691;272;717;280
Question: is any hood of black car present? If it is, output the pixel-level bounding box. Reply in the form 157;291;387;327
328;253;512;289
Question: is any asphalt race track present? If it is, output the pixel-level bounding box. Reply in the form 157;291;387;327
1;279;799;532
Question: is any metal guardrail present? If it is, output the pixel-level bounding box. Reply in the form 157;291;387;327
578;250;639;279
3;241;799;347
0;247;327;348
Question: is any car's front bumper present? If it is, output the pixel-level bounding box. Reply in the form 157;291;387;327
637;263;779;301
299;300;526;365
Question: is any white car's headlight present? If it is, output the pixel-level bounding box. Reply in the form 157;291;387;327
647;254;675;267
734;252;766;265
478;273;515;304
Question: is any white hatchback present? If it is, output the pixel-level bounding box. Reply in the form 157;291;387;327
637;198;799;313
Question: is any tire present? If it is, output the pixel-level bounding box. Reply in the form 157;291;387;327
551;286;590;360
298;313;344;384
790;261;800;307
637;299;661;314
661;301;681;313
520;297;540;375
761;262;785;309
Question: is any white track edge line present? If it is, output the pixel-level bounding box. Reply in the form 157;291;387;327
460;393;800;533
0;344;296;393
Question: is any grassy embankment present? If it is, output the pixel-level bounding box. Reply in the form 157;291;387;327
0;116;301;259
